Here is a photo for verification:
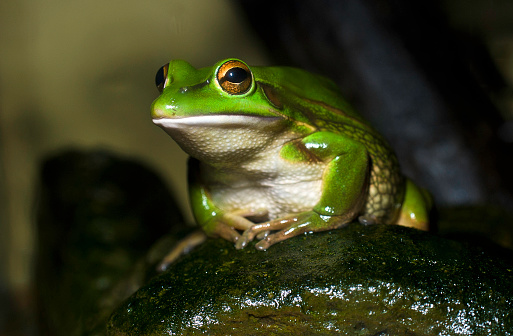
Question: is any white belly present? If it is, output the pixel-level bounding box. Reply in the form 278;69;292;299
204;147;327;220
210;179;324;220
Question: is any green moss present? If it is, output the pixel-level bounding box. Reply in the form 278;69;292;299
108;223;513;335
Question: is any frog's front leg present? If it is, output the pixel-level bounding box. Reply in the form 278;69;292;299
190;181;254;243
188;158;264;243
237;131;370;250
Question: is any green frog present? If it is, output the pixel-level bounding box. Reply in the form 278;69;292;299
151;58;431;251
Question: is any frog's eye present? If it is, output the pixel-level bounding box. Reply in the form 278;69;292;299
155;64;169;93
216;60;252;95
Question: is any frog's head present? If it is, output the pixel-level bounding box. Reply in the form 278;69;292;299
151;58;348;165
151;59;287;164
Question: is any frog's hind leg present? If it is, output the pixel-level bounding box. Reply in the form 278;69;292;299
396;179;432;231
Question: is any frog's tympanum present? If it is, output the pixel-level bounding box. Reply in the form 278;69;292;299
151;59;431;250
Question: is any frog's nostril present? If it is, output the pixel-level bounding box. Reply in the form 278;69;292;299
151;108;163;119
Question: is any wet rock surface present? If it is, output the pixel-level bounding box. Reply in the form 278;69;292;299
108;223;513;335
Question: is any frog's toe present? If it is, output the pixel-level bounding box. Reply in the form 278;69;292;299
255;238;272;251
254;230;293;250
235;232;252;249
236;223;270;249
211;223;241;244
253;231;291;250
223;213;255;231
255;230;270;240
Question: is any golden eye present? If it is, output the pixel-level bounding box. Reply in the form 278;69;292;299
216;60;252;95
155;63;169;93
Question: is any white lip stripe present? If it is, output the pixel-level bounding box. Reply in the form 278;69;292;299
153;115;279;128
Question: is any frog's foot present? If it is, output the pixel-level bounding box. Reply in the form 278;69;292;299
234;208;272;241
208;214;252;243
157;230;207;272
237;212;349;250
205;209;267;243
235;215;292;250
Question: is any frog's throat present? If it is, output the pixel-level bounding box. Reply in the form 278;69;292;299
153;115;281;129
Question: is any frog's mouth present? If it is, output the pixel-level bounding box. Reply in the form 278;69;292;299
152;114;281;129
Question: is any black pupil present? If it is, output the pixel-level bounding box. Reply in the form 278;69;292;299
155;66;165;87
226;67;248;83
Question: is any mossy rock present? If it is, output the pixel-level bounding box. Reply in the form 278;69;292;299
107;223;513;335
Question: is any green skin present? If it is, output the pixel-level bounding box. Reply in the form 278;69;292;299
151;58;430;250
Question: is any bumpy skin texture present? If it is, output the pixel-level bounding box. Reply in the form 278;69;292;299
341;125;403;224
279;97;404;225
151;58;430;250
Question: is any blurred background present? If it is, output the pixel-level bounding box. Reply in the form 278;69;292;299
1;0;513;334
0;0;267;299
0;0;268;333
